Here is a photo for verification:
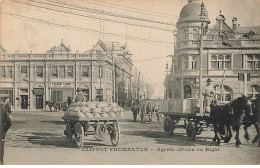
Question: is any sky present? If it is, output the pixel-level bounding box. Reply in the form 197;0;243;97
1;0;260;98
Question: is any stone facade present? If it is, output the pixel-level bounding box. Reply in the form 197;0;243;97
0;40;133;110
167;0;260;103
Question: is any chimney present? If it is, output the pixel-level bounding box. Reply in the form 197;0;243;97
232;17;237;31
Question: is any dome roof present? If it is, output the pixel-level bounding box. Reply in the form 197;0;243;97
216;11;226;21
179;2;209;23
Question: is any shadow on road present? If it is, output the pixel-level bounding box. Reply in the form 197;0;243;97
6;132;113;148
122;130;218;146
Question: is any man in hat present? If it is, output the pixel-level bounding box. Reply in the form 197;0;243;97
72;88;85;103
0;94;12;165
202;78;215;113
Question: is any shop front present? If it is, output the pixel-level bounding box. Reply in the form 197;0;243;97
50;83;74;103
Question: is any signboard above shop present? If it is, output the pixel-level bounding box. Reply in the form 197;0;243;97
51;83;73;88
33;88;44;95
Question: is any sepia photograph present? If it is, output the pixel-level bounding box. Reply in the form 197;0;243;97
0;0;259;165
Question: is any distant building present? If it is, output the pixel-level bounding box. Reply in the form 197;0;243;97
167;0;260;103
0;39;133;110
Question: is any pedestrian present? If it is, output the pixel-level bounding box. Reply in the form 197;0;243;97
131;100;139;122
0;95;12;165
67;96;72;106
72;88;85;103
202;78;216;113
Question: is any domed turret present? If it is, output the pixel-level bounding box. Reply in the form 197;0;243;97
178;0;209;24
216;10;225;22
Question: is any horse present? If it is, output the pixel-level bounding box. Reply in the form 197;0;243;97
210;101;233;145
243;95;260;146
210;96;253;147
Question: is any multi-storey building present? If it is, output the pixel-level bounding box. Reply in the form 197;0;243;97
0;39;133;110
167;0;260;103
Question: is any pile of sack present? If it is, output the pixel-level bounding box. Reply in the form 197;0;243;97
63;102;124;119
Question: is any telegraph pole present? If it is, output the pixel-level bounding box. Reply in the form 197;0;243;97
112;43;116;102
199;24;205;114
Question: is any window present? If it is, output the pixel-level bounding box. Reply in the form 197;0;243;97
52;66;58;78
192;28;199;40
96;89;103;101
97;66;104;78
184;85;192;99
21;66;28;78
246;54;260;69
191;55;197;69
211;55;231;69
36;66;43;78
215;85;232;102
51;90;62;103
248;85;260;99
0;66;5;78
183;55;197;70
82;89;89;101
0;89;13;105
59;65;65;78
184;56;189;69
183;28;189;40
67;66;73;78
82;65;90;78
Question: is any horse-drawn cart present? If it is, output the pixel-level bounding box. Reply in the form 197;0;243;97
139;100;159;122
158;98;230;141
62;102;123;148
63;117;120;148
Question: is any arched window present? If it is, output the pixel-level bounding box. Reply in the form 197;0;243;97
214;32;228;41
214;85;232;102
248;85;260;99
182;28;189;41
184;85;192;99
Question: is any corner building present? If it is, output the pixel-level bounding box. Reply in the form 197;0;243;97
170;0;260;103
0;40;133;110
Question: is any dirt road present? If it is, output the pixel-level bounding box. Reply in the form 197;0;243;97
4;110;260;165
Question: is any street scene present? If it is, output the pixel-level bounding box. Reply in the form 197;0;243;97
4;110;260;164
0;0;260;165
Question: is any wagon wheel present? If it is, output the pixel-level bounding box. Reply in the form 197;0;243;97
94;124;107;141
164;116;174;136
110;122;120;146
74;122;84;148
65;123;73;142
186;121;197;141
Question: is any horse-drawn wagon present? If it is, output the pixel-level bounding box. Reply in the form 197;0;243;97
139;100;160;123
158;98;230;141
62;102;123;148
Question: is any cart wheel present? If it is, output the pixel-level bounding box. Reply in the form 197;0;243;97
164;116;174;136
110;123;120;146
186;121;196;141
74;122;84;148
94;125;107;141
65;123;73;142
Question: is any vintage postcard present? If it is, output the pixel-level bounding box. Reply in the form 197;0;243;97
0;0;259;165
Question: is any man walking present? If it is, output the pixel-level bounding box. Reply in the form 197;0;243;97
131;100;139;122
202;78;215;113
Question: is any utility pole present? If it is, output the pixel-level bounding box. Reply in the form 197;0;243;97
199;24;205;114
112;43;116;102
90;49;93;102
